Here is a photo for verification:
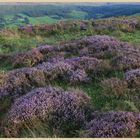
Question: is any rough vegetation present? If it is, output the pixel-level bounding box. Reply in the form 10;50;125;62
1;15;140;138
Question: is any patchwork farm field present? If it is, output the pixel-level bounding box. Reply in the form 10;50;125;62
1;14;140;137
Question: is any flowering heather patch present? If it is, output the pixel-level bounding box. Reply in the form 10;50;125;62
47;55;65;63
125;69;140;88
68;69;90;84
81;111;140;138
3;86;92;137
101;78;128;97
81;35;121;51
85;36;139;59
37;61;72;80
59;35;122;55
36;45;54;54
14;67;46;87
111;54;140;71
80;35;124;57
0;55;112;104
111;45;140;70
94;17;139;32
65;56;102;72
60;35;137;59
36;44;64;61
12;49;44;68
1;56;103;102
0;67;46;101
57;41;83;54
0;71;30;100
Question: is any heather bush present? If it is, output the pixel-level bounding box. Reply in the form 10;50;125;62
0;67;46;101
101;78;128;97
57;41;83;54
111;53;140;71
36;45;54;54
12;49;44;68
65;56;102;72
36;44;63;60
3;86;92;137
81;35;121;53
94;18;139;33
60;35;135;59
81;111;140;138
58;35;120;55
68;69;90;84
0;71;30;100
37;61;72;81
125;69;140;88
15;67;46;87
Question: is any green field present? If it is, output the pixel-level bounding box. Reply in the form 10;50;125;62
67;10;88;19
3;13;58;28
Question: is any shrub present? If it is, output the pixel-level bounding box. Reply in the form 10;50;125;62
65;56;102;72
37;61;72;80
58;35;121;55
125;69;140;88
101;78;128;97
68;69;90;84
0;67;46;101
36;45;54;54
12;49;44;68
3;86;92;137
94;17;139;33
81;111;140;138
60;35;137;59
111;53;140;71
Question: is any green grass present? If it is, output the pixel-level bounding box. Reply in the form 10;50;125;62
67;10;88;20
28;16;58;25
117;30;140;45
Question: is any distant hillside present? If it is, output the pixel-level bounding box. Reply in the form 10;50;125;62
1;3;140;28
